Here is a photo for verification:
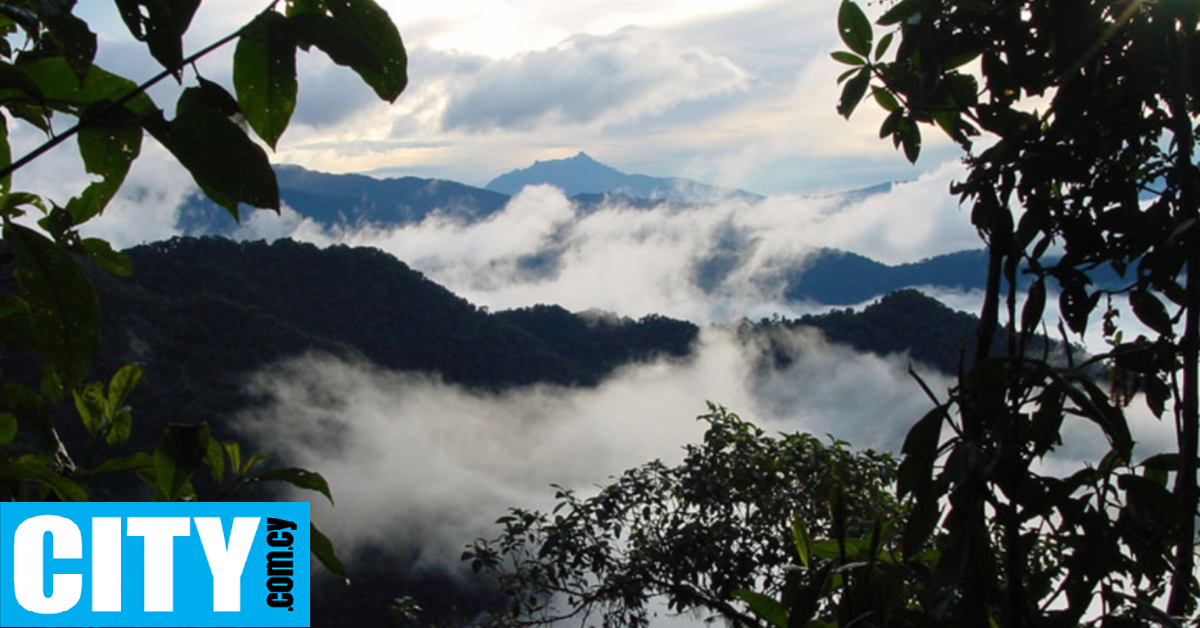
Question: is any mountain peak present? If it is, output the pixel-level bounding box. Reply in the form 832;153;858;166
486;152;763;203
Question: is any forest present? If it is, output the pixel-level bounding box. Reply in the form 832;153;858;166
1;0;1198;627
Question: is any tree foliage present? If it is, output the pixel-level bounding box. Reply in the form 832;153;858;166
463;404;900;628
474;1;1200;626
0;0;407;579
751;0;1200;623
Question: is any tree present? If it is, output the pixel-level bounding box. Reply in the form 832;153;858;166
779;0;1199;623
0;0;406;577
463;404;900;628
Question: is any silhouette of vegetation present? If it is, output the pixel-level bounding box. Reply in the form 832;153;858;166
0;0;408;582
477;0;1200;626
464;405;899;628
731;0;1200;623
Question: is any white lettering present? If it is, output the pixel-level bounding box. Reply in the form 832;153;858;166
195;517;260;612
13;515;82;614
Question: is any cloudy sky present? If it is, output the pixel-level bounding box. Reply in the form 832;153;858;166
67;0;963;196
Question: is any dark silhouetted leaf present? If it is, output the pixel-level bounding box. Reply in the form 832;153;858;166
734;590;787;628
311;521;347;579
838;0;873;57
144;88;279;216
81;238;133;277
5;222;99;395
154;423;211;501
1022;277;1046;334
253;467;334;505
0;457;88;501
831;51;865;66
326;0;407;102
0;412;16;445
113;0;200;74
1130;290;1174;337
234;11;297;149
837;67;870;118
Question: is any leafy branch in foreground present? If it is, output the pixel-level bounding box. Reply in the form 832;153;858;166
0;0;407;582
774;0;1200;623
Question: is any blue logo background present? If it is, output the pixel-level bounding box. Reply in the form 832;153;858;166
0;502;310;627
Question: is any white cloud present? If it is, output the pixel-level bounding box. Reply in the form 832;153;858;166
247;159;976;323
235;326;953;566
438;29;750;133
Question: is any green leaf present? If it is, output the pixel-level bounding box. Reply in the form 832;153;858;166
81;238;133;277
0;412;16;445
734;590;788;628
1130;290;1174;337
242;453;268;476
2;192;47;217
206;436;225;484
72;382;106;437
287;12;381;70
837;67;870;119
0;383;54;449
326;0;408;102
154;423;211;501
878;0;921;26
44;11;97;82
831;51;866;66
73;105;143;223
113;0;201;74
874;31;894;61
837;0;873;57
106;363;142;415
879;108;902;139
252;467;334;505
4;222;100;395
901;122;922;163
311;521;347;579
224;441;243;478
286;0;326;16
144;88;280;216
234;11;297;149
0;457;88;501
792;516;814;569
871;86;900;112
16;57;156;117
105;408;132;445
0;295;36;352
84;452;154;478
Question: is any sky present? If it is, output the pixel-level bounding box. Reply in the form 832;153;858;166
65;0;963;196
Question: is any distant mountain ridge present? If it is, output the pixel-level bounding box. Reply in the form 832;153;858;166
176;164;508;235
485;152;764;203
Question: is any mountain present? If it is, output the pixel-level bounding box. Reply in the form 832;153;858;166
780;249;991;305
73;237;698;436
485;152;764;203
176;164;509;235
1;236;1077;628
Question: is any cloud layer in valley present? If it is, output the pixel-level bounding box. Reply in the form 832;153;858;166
236;326;955;567
227;159;979;325
236;323;1174;573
